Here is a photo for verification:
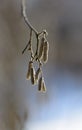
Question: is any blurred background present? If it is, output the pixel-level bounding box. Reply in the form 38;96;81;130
0;0;82;129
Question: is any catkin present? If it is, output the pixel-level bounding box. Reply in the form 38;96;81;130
30;66;35;85
43;41;49;63
42;80;46;92
38;77;43;91
38;37;45;60
26;61;33;80
35;68;41;83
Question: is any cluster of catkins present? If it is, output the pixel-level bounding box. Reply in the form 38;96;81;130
21;0;49;92
26;33;49;92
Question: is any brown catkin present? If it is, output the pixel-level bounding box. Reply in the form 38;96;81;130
43;41;49;63
35;68;41;83
38;77;43;91
30;66;35;85
26;61;33;80
38;37;45;60
42;80;46;92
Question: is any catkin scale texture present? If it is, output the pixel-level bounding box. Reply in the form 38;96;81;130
43;41;49;63
26;61;33;80
38;77;43;91
42;80;46;92
30;67;35;85
38;37;45;60
35;68;41;83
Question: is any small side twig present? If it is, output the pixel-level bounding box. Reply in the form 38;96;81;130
22;41;30;54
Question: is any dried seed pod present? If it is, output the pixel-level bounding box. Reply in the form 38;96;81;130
38;77;43;91
38;37;45;60
26;61;33;80
35;68;41;83
42;80;46;92
43;41;49;63
30;66;35;85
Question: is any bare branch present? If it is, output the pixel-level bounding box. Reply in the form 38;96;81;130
21;0;38;34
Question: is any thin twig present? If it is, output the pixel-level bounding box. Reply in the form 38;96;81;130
21;0;38;35
22;41;30;54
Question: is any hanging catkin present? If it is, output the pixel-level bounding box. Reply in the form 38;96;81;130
43;41;49;63
30;66;35;85
42;80;46;92
35;68;41;84
38;37;45;60
38;77;43;91
26;61;33;80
